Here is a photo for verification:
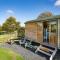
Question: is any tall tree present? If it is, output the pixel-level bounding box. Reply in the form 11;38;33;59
37;12;53;19
2;16;20;32
18;27;25;38
0;25;2;31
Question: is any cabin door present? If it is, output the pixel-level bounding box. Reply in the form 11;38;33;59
43;21;57;46
43;21;49;43
49;22;57;46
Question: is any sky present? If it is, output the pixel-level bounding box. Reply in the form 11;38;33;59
0;0;60;27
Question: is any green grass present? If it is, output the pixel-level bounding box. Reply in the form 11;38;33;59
0;48;24;60
0;33;17;42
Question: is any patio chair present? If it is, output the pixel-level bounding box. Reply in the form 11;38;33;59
19;38;26;45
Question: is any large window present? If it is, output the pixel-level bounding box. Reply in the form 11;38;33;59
51;24;57;33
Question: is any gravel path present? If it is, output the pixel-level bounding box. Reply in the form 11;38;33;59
0;43;47;60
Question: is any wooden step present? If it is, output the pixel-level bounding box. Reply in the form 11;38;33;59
35;43;57;60
35;45;56;55
40;42;56;50
38;49;51;56
40;46;54;53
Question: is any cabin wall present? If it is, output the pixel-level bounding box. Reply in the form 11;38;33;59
58;19;60;49
25;22;37;41
37;22;43;43
25;22;43;43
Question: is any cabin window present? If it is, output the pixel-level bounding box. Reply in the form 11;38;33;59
51;24;57;33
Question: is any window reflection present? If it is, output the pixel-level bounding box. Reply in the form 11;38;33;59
51;24;57;33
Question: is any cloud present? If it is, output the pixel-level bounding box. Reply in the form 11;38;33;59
55;0;60;6
6;10;14;14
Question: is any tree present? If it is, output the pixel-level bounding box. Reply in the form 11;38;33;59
18;27;25;38
0;25;2;31
37;12;53;19
2;16;20;32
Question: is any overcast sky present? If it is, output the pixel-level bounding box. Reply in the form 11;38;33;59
0;0;60;26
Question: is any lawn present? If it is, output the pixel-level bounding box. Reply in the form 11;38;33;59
0;48;24;60
0;33;17;42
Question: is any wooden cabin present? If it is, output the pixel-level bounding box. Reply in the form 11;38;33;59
25;15;60;49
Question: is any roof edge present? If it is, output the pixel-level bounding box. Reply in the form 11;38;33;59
25;15;60;24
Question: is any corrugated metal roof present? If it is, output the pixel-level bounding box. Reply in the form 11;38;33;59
25;15;60;24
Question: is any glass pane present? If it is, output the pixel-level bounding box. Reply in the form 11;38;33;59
51;24;57;33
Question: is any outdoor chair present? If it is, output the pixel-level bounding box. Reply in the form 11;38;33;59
25;40;31;48
19;38;26;45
